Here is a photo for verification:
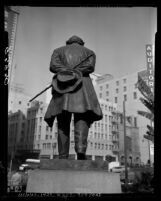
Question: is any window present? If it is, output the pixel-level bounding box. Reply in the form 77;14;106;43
120;114;123;124
106;99;109;102
124;94;127;101
95;143;97;149
106;91;109;96
106;84;109;89
116;81;119;86
40;108;43;113
43;143;46;149
134;117;137;127
123;86;127;92
47;143;51;149
133;92;137;99
50;135;52;139
101;123;103;130
135;83;138;89
115;97;118;103
99;93;102;98
100;86;103;91
105;115;107;122
46;126;49;132
98;143;100;149
94;132;97;138
40;117;42;123
102;144;104;150
123;78;127;83
19;101;21;104
105;105;107;110
106;144;108;150
91;142;93;148
116;88;119;93
39;126;41;133
45;135;48;140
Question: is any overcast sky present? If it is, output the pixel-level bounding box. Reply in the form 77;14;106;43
12;7;157;97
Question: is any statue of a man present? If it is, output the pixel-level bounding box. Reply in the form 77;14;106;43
44;35;103;160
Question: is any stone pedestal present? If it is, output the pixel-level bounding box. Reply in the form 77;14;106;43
26;159;121;193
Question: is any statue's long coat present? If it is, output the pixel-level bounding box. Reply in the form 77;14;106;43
44;39;103;127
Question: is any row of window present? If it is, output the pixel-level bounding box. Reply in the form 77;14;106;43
99;78;129;91
45;135;53;140
114;92;137;103
100;104;116;112
28;109;37;117
99;91;137;101
41;142;57;149
93;132;108;139
91;142;115;150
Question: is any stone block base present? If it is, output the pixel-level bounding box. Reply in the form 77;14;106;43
26;159;121;193
27;170;121;193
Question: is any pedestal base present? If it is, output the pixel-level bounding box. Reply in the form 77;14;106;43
26;159;121;193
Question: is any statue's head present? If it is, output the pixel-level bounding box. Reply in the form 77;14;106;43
66;35;85;46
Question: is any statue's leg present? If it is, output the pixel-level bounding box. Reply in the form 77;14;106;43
74;113;90;160
57;112;72;159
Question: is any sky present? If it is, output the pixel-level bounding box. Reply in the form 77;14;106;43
12;7;157;97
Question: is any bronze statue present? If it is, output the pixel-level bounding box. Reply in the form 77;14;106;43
44;36;103;160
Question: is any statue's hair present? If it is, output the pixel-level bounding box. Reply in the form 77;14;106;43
66;35;85;46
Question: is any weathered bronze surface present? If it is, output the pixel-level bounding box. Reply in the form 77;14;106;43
44;36;103;159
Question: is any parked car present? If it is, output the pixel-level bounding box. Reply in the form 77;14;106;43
109;161;120;172
19;164;32;171
111;166;130;173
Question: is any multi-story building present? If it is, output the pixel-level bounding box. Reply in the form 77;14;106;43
8;82;31;113
24;99;119;161
117;113;140;166
8;110;26;158
86;99;119;161
25;101;58;159
4;6;20;90
95;69;153;164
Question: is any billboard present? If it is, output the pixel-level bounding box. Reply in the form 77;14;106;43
146;44;154;93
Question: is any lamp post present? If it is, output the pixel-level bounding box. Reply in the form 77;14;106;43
123;100;128;186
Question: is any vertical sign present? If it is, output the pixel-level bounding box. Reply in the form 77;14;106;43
146;45;154;93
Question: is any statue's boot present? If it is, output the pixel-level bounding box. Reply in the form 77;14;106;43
57;112;72;159
74;116;89;160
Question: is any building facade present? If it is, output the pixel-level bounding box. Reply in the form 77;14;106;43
95;69;153;164
117;113;140;166
8;83;31;113
8;110;26;157
8;72;140;164
4;6;20;90
24;99;119;161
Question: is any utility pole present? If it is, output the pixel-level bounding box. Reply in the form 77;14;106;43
123;100;128;186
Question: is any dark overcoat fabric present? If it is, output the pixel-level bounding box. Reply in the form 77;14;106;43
44;38;103;127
